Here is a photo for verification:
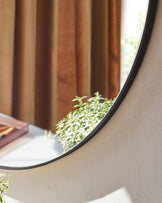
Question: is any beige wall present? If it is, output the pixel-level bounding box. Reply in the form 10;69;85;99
1;1;162;203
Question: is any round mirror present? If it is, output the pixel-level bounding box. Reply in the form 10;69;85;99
0;0;157;169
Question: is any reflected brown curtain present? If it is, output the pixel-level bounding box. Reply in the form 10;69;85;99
0;0;120;131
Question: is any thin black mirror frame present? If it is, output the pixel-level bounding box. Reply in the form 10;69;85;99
0;0;158;170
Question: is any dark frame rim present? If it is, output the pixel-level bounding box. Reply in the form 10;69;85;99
0;0;158;170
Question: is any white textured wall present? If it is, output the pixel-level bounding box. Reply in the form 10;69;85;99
1;1;162;203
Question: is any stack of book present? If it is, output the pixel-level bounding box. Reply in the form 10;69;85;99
0;116;29;148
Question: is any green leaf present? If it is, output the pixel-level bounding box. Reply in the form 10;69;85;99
50;92;115;152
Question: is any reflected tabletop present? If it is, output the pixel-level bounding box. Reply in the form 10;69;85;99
0;114;63;168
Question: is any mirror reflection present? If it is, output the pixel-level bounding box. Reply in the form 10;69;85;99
0;0;149;168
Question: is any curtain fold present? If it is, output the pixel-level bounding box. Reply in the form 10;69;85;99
35;0;58;129
0;0;121;131
0;0;15;116
57;0;92;122
13;0;36;124
91;0;121;98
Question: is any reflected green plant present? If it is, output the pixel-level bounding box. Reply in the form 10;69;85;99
54;92;115;152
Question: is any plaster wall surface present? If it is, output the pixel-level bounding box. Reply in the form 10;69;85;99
1;1;162;203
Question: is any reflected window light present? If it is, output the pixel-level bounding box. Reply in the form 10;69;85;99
121;0;149;88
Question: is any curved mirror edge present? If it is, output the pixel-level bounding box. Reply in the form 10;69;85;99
0;0;158;170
